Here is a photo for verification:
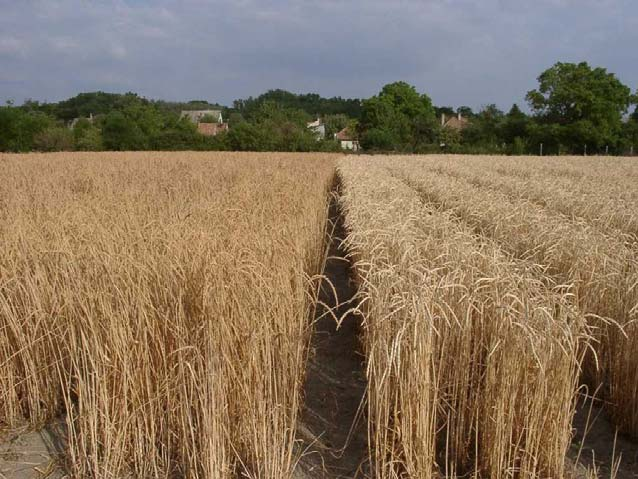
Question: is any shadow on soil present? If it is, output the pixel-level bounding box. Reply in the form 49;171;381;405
294;187;368;479
569;395;638;479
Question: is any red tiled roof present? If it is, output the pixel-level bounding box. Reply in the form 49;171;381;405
336;127;356;141
197;122;229;136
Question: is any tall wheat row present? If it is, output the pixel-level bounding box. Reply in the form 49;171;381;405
338;158;587;478
386;155;638;438
0;151;336;478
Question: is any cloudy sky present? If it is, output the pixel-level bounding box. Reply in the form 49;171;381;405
1;0;636;110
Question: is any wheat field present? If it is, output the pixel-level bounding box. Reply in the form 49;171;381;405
1;152;637;479
0;151;336;478
338;155;638;478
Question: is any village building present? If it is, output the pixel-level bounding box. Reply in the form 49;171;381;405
180;110;224;124
441;112;469;130
197;122;229;136
335;127;360;151
307;119;326;139
181;110;228;136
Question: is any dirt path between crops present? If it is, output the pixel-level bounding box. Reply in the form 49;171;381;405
0;425;64;479
294;187;369;479
568;396;638;479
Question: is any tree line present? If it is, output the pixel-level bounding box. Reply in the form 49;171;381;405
1;61;637;154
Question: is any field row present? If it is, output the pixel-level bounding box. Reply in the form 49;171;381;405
338;155;638;478
386;156;638;434
339;159;584;478
418;155;638;240
2;152;637;479
0;152;336;478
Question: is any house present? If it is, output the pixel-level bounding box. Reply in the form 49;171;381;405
197;122;229;137
181;110;223;124
335;127;360;151
181;110;228;136
307;119;326;139
68;113;96;129
441;112;469;131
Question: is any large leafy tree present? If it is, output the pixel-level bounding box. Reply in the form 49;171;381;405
227;101;323;152
233;89;363;120
461;104;504;149
501;104;529;142
0;105;55;152
55;92;148;121
359;81;437;151
101;111;147;150
526;62;634;153
500;104;530;153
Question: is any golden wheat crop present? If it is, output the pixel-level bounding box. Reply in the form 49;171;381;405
0;151;336;478
380;156;638;439
419;156;638;241
338;158;588;478
2;152;635;479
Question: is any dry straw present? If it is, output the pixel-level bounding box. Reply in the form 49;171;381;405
427;155;638;242
0;151;336;478
385;155;638;439
338;158;588;478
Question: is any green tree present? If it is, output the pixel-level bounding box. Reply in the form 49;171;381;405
101;111;147;150
323;114;350;138
461;104;504;151
73;118;103;151
456;106;475;118
199;113;219;123
100;103;167;150
526;62;634;153
510;137;527;155
254;101;317;151
620;111;638;154
33;127;75;151
439;127;462;150
227;112;245;128
359;81;437;151
226;101;333;152
226;121;270;151
233;89;362;120
0;105;55;152
501;104;529;145
150;117;202;151
55;91;148;121
75;125;104;151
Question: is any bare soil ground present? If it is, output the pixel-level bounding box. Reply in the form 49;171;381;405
568;397;638;479
0;425;64;479
294;192;369;479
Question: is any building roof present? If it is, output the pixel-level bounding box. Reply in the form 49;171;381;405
197;122;228;136
442;113;469;131
181;110;223;123
336;127;357;141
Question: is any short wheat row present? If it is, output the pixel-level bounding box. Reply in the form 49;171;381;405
422;156;638;241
